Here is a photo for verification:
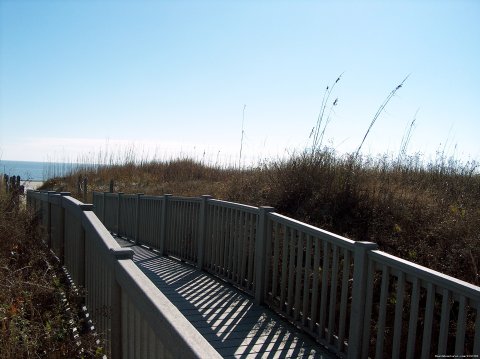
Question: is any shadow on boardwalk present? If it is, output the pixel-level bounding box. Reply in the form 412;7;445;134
115;238;336;359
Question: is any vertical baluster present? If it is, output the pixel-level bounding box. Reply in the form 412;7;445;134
473;307;480;355
220;206;226;275
310;238;321;333
421;282;435;358
454;295;467;356
227;207;235;279
437;289;451;355
337;248;350;352
302;234;312;327
327;245;339;344
361;260;375;359
406;277;421;358
264;215;273;299
318;241;330;340
392;271;405;359
234;209;241;284
294;231;304;322
280;224;289;313
375;265;390;358
214;205;221;272
121;289;128;356
287;228;296;317
272;221;280;302
247;212;255;291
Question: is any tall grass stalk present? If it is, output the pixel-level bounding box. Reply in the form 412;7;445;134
355;74;410;158
40;147;480;285
310;73;342;153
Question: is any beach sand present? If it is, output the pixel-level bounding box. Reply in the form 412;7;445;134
23;181;44;191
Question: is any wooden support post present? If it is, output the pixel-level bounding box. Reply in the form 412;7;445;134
197;195;212;270
254;206;275;305
109;179;114;193
347;241;378;358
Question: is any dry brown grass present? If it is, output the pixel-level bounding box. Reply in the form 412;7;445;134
0;191;102;358
41;150;480;285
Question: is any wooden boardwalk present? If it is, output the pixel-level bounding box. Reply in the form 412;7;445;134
114;237;337;358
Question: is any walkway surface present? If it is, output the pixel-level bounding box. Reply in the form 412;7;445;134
114;237;337;359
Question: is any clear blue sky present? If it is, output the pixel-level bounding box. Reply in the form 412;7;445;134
1;0;479;165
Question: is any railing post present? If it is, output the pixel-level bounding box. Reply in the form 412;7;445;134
160;194;172;256
254;206;275;305
347;241;378;358
135;193;144;244
197;195;212;270
110;247;134;359
117;192;123;236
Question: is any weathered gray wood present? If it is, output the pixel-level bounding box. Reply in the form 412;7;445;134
293;232;304;322
302;234;312;327
197;195;212;270
421;282;435;358
361;260;375;359
455;295;467;355
115;239;335;359
392;271;405;359
254;206;274;305
327;245;339;344
28;190;480;358
287;228;296;316
437;288;451;355
406;277;420;358
474;309;480;355
278;224;287;312
348;241;379;358
370;250;480;301
116;192;123;235
160;194;172;255
375;265;390;358
271;221;280;302
135;193;143;244
319;241;330;340
337;248;350;352
310;238;321;333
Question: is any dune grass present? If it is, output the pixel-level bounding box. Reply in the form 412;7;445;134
0;190;102;358
40;149;480;285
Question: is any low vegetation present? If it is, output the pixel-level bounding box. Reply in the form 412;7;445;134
41;148;480;286
0;191;101;358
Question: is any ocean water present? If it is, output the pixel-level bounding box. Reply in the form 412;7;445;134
0;160;76;181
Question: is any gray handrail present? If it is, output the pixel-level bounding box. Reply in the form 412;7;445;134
27;190;221;358
89;190;480;358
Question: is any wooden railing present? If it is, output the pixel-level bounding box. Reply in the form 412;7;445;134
92;191;480;358
27;190;222;359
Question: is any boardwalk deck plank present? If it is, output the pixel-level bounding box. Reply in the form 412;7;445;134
115;237;336;358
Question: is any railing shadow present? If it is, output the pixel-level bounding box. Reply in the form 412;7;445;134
114;237;331;358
